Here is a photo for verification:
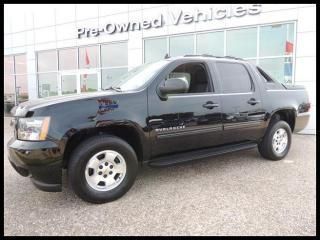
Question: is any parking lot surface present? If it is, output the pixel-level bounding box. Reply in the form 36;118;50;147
4;117;316;236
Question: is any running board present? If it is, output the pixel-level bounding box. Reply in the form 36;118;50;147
147;142;257;167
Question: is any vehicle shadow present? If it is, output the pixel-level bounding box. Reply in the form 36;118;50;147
57;147;263;205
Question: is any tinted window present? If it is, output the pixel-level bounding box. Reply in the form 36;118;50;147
216;62;252;93
166;63;212;94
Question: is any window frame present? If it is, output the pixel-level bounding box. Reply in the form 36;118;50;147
35;41;129;97
4;53;28;104
164;61;215;97
256;66;275;83
58;46;78;71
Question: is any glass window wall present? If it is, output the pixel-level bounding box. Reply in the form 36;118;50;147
226;27;257;58
79;46;99;69
144;38;167;63
101;42;128;67
169;35;194;57
59;48;78;70
196;31;224;56
38;73;58;97
144;22;295;84
37;50;57;72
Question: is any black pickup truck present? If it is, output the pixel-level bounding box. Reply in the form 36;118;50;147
8;55;310;203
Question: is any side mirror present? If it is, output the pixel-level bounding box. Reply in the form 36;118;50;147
158;78;189;99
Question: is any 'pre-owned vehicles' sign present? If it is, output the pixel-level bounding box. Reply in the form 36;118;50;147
77;4;262;38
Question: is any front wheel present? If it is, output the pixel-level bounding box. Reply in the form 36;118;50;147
258;120;292;160
68;135;138;203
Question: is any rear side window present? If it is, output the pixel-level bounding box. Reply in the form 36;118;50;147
216;62;253;93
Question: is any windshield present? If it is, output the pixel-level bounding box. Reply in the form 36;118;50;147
104;60;169;91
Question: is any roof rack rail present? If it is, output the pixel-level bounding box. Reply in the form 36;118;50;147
184;54;219;58
183;54;245;60
223;55;244;60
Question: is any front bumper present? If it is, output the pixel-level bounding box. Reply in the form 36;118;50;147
294;112;310;133
7;137;63;192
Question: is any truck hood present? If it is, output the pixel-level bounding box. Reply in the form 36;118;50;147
11;91;124;117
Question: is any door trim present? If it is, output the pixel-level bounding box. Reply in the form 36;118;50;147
223;120;265;130
157;125;223;139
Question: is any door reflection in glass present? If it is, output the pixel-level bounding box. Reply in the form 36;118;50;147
80;73;98;92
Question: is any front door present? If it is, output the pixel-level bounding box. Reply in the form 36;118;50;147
148;61;223;157
213;61;265;143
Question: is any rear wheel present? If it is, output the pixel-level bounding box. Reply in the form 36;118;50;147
258;120;292;160
68;135;138;203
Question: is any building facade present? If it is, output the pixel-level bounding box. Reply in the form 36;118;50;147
4;4;316;134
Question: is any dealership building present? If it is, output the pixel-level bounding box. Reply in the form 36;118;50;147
4;4;316;134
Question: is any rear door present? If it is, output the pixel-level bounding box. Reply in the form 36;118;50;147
213;61;266;143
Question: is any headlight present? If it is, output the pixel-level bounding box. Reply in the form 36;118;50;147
17;117;51;141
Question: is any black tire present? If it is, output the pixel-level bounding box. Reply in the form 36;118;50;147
68;135;138;204
258;119;292;160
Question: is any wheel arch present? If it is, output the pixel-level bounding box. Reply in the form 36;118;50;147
61;121;148;169
267;107;297;132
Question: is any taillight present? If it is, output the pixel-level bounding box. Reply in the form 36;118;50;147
306;103;311;112
298;102;311;113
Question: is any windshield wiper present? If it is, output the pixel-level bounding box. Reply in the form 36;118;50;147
103;86;122;92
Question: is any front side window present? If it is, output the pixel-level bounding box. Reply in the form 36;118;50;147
216;62;252;93
165;63;212;94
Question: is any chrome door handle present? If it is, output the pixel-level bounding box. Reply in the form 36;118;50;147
202;101;219;109
247;98;260;105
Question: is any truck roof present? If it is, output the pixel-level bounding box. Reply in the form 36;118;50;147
165;54;247;63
